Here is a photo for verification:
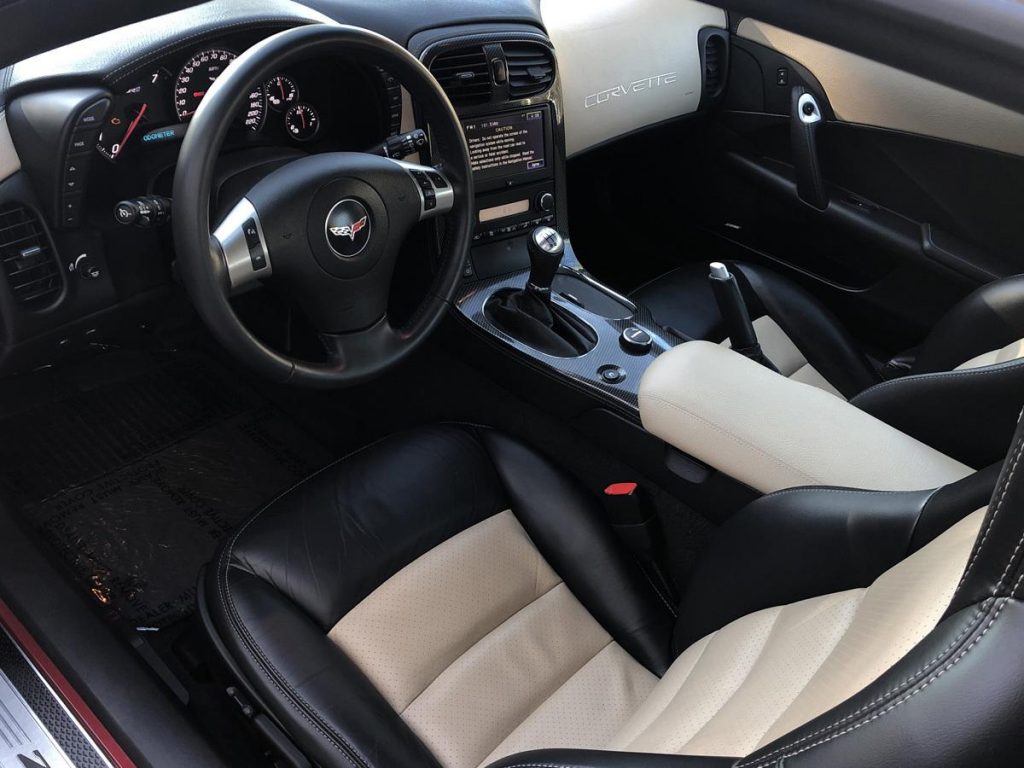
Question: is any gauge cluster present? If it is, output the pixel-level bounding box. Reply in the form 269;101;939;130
94;41;401;164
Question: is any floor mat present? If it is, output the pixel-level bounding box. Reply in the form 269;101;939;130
4;354;334;628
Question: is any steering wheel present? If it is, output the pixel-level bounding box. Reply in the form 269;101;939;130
172;24;473;387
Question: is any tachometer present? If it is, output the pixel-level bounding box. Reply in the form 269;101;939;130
174;49;266;131
96;68;171;161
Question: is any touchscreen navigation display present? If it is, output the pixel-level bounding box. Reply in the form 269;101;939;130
463;109;547;181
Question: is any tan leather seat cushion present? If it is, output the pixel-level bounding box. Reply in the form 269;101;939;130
327;505;984;766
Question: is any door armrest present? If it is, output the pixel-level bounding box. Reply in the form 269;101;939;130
638;341;973;494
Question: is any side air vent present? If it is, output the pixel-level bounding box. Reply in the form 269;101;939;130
0;205;61;309
702;32;727;97
504;42;555;99
429;46;492;107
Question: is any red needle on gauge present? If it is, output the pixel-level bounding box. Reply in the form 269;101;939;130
113;103;148;158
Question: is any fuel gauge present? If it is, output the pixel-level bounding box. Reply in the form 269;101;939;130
284;103;320;142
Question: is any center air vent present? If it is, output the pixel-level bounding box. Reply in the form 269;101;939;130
0;205;62;309
504;42;555;99
428;46;492;107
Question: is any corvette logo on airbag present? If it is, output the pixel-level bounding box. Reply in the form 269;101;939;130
325;200;372;258
329;216;367;241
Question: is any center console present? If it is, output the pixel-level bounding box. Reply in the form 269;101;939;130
414;27;682;417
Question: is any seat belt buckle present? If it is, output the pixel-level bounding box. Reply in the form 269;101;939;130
603;482;655;554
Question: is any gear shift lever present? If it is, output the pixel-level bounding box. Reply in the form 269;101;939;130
483;226;597;357
709;262;777;371
526;226;564;300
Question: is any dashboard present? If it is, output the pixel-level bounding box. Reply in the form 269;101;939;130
0;0;725;377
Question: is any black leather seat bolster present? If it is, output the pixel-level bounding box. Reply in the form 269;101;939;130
222;424;509;628
673;468;999;652
913;273;1024;374
852;360;1024;467
730;263;880;398
486;749;738;768
209;568;441;768
480;430;677;675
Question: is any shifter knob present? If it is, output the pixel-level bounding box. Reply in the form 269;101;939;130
526;226;564;297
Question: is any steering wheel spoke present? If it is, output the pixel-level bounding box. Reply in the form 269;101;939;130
212;197;273;294
389;160;456;221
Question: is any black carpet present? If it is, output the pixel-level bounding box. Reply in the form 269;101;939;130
1;353;333;628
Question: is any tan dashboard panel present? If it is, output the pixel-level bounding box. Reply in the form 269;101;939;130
738;19;1024;157
0;112;21;183
542;0;726;157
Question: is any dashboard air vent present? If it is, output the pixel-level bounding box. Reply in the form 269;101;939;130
504;42;555;99
429;46;492;107
0;205;61;309
703;33;726;96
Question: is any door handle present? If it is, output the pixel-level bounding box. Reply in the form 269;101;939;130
791;87;828;210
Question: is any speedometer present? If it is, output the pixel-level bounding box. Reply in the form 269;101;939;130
174;49;266;131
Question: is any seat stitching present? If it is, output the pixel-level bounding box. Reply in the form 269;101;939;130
215;434;404;768
855;357;1024;400
643;395;822;486
400;580;567;716
475;640;617;768
959;427;1024;588
751;597;1009;767
638;565;679;618
741;441;1024;766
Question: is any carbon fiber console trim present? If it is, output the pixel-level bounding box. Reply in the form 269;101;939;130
455;249;679;414
0;626;112;768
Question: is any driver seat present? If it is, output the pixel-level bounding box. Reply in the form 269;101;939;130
202;423;1024;768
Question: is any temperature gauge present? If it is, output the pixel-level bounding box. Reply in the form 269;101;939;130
266;75;298;110
284;103;320;142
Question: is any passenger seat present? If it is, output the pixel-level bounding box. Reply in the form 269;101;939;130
632;263;1024;467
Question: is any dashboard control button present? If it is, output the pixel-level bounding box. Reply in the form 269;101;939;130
537;192;555;212
426;171;448;188
620;326;653;354
68;131;98;155
73;252;101;280
76;99;110;129
61;195;83;227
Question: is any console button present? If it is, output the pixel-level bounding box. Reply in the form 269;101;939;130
537;192;555;212
425;171;448;188
620;326;653;354
243;218;267;270
61;195;83;227
598;365;626;384
68;131;98;155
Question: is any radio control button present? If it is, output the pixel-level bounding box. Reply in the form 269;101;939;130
537;192;555;212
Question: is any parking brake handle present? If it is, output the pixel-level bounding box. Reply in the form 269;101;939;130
709;262;778;372
791;87;828;210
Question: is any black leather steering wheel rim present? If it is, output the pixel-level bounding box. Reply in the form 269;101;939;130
172;23;473;387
